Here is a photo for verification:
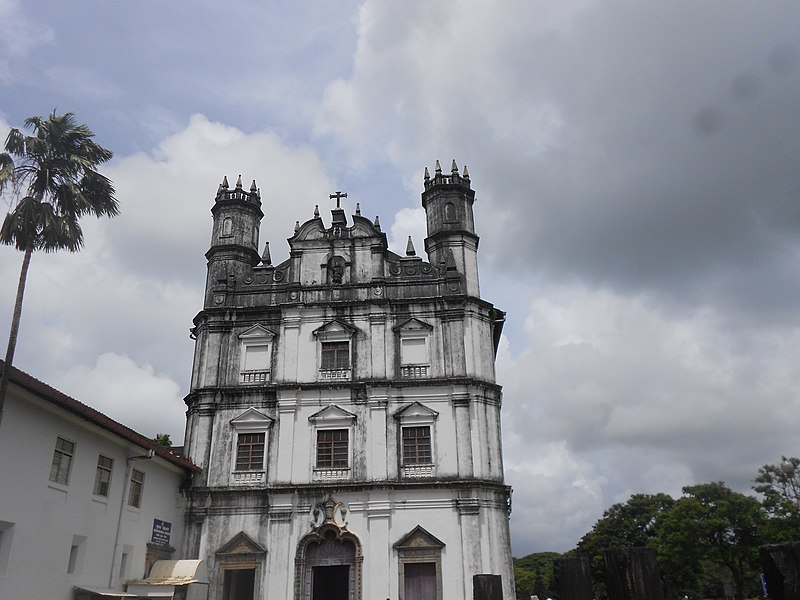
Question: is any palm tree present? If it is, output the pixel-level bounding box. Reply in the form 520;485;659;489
0;112;118;427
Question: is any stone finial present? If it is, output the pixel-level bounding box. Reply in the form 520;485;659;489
424;166;430;182
374;215;381;230
262;241;272;265
451;159;458;174
355;202;361;216
463;165;470;180
406;236;416;256
434;160;442;174
221;175;229;189
216;183;224;195
294;220;300;232
236;174;243;188
314;205;320;218
250;179;258;192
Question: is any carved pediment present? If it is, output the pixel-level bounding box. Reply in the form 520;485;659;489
231;407;274;429
313;320;357;340
216;532;266;557
393;525;445;550
293;218;327;241
393;402;438;421
239;324;275;340
349;215;384;240
309;404;356;424
393;318;433;333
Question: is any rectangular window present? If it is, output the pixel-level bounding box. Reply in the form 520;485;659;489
93;455;113;496
402;426;432;465
316;429;349;469
67;535;86;575
235;433;265;471
401;338;428;364
321;342;349;370
241;343;270;383
401;337;429;378
49;437;75;485
128;469;145;508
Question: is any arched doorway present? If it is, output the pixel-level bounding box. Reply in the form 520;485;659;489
295;499;362;600
306;529;354;600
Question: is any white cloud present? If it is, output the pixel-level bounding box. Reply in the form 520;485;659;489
0;115;336;445
499;286;800;552
105;114;335;279
54;352;185;441
315;0;574;167
388;206;426;257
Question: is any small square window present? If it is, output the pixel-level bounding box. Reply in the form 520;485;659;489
49;437;75;485
316;429;349;469
235;433;265;471
93;455;113;496
128;469;145;508
402;426;432;465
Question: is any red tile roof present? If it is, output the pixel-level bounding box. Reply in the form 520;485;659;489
1;360;200;473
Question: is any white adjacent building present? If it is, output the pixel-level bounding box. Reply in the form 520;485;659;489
0;361;199;600
182;161;515;600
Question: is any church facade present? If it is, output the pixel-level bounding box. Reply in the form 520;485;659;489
181;162;514;600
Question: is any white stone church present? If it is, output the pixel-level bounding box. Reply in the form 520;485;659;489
181;161;515;600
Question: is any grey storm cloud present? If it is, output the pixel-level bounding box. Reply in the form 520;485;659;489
3;0;800;555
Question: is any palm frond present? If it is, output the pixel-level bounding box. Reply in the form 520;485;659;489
0;111;116;253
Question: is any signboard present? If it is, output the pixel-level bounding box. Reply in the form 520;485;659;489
151;519;172;545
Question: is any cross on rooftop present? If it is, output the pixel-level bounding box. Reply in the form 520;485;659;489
329;191;348;208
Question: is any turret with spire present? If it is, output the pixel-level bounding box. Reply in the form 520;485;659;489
204;174;263;307
421;159;480;296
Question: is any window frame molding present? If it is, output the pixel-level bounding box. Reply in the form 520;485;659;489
309;404;356;481
394;526;445;600
230;407;274;485
393;318;434;379
394;402;439;479
49;436;76;487
313;320;357;381
93;454;114;497
128;468;145;509
238;324;276;385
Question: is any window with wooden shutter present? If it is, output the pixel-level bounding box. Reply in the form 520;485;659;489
93;455;113;496
128;469;145;508
49;437;75;485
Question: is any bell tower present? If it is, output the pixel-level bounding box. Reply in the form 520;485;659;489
204;174;263;307
422;160;480;297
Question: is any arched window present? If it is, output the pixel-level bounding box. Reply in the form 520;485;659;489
222;217;233;236
444;202;456;223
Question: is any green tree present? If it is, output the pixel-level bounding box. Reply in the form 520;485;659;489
655;482;765;600
0;112;117;427
513;551;560;600
753;456;800;542
154;433;172;448
576;493;674;597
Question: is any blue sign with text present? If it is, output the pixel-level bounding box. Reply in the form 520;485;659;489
151;519;172;545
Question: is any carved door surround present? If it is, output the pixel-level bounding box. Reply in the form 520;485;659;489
295;497;363;600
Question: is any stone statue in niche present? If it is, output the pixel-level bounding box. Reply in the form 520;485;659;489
328;256;346;284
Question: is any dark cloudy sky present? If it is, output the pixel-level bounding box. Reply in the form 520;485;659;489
2;0;800;556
